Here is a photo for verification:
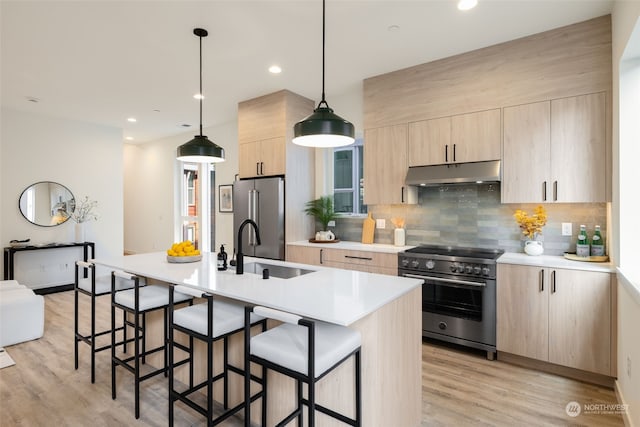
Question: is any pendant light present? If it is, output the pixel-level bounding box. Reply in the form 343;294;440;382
293;0;355;148
177;28;225;163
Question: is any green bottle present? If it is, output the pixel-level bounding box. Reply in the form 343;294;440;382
591;225;604;256
576;224;590;257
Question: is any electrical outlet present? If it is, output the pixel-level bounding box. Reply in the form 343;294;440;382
628;356;632;378
562;223;572;236
327;220;336;227
376;219;386;229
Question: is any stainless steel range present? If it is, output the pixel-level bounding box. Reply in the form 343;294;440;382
398;245;503;360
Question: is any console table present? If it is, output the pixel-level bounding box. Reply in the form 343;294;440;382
3;242;95;294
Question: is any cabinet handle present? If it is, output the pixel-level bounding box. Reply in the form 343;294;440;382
401;187;405;203
256;162;260;176
260;162;264;175
445;145;449;162
453;144;457;162
540;269;544;292
345;255;373;261
543;181;547;201
551;270;556;293
553;181;558;201
320;249;323;264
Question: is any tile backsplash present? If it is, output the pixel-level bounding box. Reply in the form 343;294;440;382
331;184;607;256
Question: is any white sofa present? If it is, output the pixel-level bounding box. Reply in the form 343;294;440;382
0;280;45;347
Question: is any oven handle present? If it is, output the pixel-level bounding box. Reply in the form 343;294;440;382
401;273;487;287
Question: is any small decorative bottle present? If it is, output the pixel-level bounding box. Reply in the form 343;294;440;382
590;225;605;256
576;225;590;257
217;244;228;271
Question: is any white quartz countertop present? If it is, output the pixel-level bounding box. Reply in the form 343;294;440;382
92;252;421;326
497;252;616;273
288;240;414;254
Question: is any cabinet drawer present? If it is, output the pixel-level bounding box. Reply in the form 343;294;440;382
322;249;397;270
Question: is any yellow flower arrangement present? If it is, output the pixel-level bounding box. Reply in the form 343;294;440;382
514;205;547;239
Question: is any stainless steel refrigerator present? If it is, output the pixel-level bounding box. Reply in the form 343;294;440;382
233;176;285;261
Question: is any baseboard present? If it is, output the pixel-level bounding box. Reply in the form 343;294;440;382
615;379;634;427
33;284;73;295
498;351;615;388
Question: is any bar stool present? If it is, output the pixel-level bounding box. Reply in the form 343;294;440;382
110;271;193;419
168;285;267;427
74;261;139;383
244;306;362;427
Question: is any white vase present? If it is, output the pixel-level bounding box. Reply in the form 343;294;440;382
74;223;85;243
394;228;406;247
524;240;544;256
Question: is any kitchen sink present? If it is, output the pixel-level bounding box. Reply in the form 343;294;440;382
242;262;315;279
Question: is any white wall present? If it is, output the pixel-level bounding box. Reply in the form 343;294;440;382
611;2;640;425
123;119;238;254
0;108;123;280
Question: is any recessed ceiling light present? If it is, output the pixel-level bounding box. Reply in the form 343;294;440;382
125;136;134;141
457;0;478;11
193;93;204;100
127;117;137;123
388;25;400;32
269;65;282;74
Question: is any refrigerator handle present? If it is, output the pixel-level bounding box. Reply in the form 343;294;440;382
248;189;259;246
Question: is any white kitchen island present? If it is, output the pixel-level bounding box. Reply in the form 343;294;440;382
93;251;422;427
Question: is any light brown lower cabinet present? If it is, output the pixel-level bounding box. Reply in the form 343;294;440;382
286;245;398;276
497;263;612;376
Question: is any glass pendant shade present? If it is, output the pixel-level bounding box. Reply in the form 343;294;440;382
293;105;355;148
177;135;225;163
177;27;225;163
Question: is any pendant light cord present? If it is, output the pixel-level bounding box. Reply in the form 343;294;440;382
318;0;330;109
199;33;204;136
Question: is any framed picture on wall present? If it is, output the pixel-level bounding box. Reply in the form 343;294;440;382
219;184;233;213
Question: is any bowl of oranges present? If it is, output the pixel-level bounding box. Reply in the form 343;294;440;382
166;240;202;263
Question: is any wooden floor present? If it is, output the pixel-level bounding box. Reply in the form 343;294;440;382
0;291;624;426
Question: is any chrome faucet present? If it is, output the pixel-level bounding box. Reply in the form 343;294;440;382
236;219;261;274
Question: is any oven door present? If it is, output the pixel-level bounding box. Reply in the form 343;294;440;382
400;271;496;348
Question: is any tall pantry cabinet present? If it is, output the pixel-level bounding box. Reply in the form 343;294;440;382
237;90;316;251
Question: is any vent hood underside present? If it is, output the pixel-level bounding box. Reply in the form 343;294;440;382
405;160;501;186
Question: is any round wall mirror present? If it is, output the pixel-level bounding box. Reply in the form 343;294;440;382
18;181;75;227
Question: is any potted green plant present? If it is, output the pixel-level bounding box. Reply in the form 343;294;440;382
304;196;338;239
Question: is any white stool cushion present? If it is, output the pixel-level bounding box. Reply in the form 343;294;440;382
174;301;263;338
115;285;191;311
77;275;143;295
251;322;361;378
0;287;44;347
0;280;25;291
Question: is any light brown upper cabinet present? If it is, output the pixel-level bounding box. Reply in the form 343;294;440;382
238;137;285;178
408;109;500;167
237;90;313;180
363;124;416;205
502;92;606;203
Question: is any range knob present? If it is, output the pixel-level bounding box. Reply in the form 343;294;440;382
482;266;491;276
401;258;410;267
473;265;482;275
465;264;473;274
450;263;458;273
457;264;465;273
425;260;435;270
410;259;420;268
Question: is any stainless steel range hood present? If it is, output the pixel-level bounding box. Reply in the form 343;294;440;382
405;160;501;186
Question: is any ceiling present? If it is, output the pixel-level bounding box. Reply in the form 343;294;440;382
1;0;614;143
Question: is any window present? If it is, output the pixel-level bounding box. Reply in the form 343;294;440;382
178;162;215;251
333;139;366;214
